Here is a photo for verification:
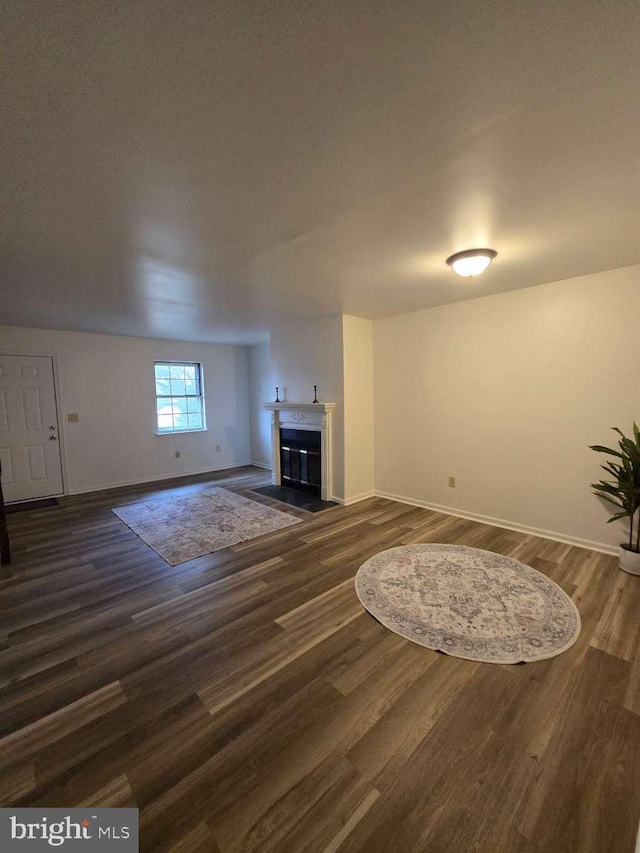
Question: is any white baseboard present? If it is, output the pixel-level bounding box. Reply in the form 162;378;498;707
341;490;376;507
250;461;272;470
66;461;255;496
374;490;619;557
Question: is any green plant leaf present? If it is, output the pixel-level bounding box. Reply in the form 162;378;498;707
601;463;622;478
592;495;624;511
606;512;630;523
589;444;624;457
592;482;623;495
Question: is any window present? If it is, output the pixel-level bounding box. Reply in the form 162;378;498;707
154;361;205;433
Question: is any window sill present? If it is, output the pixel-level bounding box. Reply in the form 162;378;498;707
155;429;208;436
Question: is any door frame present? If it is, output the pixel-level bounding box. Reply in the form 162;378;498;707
0;350;69;499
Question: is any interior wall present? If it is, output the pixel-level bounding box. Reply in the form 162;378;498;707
247;342;272;467
343;315;375;502
0;325;251;494
373;264;640;552
270;316;345;501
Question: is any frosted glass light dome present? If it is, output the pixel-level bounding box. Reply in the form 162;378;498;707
446;249;497;277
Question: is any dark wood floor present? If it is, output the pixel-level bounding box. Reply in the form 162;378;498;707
1;466;639;852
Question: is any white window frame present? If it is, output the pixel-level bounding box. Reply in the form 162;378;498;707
154;360;207;435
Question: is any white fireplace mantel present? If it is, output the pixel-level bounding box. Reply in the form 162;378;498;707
260;402;336;501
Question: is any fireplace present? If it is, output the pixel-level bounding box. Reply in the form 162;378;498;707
280;428;321;496
260;401;336;502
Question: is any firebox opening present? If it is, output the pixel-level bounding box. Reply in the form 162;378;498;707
280;428;321;497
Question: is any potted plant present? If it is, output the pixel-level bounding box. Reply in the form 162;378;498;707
589;423;640;575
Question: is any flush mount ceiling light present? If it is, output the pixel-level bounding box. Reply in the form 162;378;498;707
446;248;498;277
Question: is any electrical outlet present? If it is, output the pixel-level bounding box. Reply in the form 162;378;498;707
175;450;181;459
215;444;221;452
67;413;79;423
448;476;456;488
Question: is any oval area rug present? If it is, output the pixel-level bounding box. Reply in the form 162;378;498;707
355;544;581;664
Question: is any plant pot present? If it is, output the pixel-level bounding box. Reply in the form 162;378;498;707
619;545;640;575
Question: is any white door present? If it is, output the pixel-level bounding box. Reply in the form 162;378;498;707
0;355;64;502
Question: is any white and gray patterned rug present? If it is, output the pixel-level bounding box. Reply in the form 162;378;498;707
113;487;301;565
355;544;581;664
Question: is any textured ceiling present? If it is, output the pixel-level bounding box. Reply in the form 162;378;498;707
2;1;639;343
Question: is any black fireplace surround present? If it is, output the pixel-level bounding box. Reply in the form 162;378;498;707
280;428;321;497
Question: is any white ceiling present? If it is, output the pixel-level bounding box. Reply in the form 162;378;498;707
2;1;640;344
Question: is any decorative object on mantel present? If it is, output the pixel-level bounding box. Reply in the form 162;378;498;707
589;423;640;575
112;487;301;565
355;544;581;664
274;386;280;403
312;385;319;404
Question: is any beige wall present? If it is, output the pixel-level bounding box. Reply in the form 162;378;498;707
270;316;345;501
373;265;640;553
343;315;375;502
0;325;250;494
247;342;273;467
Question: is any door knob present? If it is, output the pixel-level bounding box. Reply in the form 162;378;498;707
49;435;57;441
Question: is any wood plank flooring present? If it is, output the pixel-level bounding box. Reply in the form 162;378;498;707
1;466;639;852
